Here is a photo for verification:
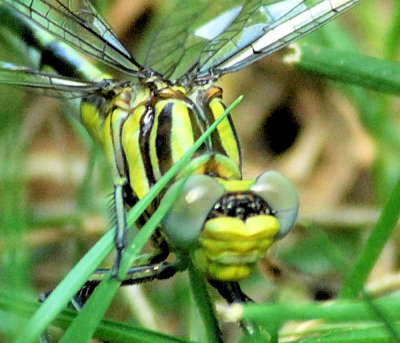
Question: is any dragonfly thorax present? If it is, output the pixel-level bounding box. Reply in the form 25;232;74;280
81;80;242;200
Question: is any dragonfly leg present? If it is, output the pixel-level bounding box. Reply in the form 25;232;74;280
209;280;269;338
112;178;128;278
72;259;184;307
208;280;252;304
38;259;184;343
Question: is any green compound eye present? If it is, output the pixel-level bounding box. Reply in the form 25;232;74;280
251;171;299;239
162;175;225;249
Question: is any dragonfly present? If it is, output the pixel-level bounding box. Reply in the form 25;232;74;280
0;0;361;338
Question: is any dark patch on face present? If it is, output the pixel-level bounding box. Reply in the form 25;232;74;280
207;192;272;221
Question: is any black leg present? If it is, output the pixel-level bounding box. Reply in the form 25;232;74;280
73;260;183;307
208;280;253;304
112;180;128;278
209;280;269;338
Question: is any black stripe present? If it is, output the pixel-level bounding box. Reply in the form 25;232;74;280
139;105;157;187
156;102;173;175
225;104;242;172
187;102;210;156
122;183;148;227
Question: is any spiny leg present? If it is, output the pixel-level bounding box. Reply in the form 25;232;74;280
111;178;128;278
74;259;183;309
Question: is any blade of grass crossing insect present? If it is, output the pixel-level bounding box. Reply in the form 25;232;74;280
13;229;115;343
59;177;189;343
58;96;243;343
185;254;222;343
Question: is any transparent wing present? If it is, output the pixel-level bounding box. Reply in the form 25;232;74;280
196;0;362;78
0;61;106;98
144;0;243;80
145;0;361;81
0;0;146;76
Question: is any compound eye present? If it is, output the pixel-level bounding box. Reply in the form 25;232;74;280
162;175;225;249
251;171;299;239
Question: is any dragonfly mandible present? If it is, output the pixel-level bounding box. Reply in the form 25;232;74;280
0;0;362;339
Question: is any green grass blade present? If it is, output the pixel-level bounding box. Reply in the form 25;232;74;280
12;230;114;343
285;43;400;94
0;289;191;343
339;176;400;299
384;0;400;60
235;294;400;327
186;255;221;343
59;177;189;343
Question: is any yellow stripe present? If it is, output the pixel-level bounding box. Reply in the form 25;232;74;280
122;105;150;199
209;98;240;165
111;109;129;176
171;101;194;163
81;101;104;144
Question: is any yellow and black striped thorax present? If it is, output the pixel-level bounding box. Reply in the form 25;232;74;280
81;80;242;205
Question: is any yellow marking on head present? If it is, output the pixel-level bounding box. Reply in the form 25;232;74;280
201;238;274;254
208;263;252;281
216;178;255;192
203;216;279;240
193;215;280;281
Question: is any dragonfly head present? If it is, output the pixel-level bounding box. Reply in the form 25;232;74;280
162;171;298;281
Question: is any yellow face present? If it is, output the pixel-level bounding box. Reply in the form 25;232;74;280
195;214;280;281
162;172;298;282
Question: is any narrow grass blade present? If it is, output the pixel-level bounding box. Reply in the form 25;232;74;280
285;43;400;94
234;294;400;327
0;289;191;343
340;176;400;299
